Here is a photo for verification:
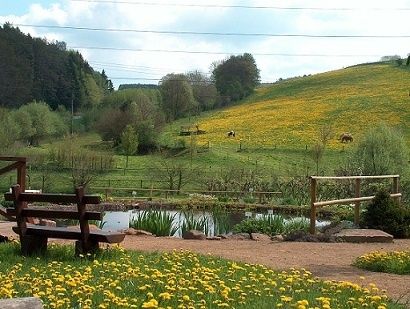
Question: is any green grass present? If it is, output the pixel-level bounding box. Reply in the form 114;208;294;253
0;242;405;308
354;250;410;275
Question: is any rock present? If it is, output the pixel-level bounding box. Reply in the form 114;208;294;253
321;221;355;236
123;228;137;235
182;230;206;240
206;236;221;241
0;297;43;308
217;234;230;239
334;229;394;243
39;219;56;227
134;229;154;236
271;234;284;242
228;233;251;240
250;233;271;241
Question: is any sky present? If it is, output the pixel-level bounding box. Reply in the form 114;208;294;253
1;0;410;89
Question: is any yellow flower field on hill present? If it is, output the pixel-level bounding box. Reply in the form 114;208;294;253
187;64;409;150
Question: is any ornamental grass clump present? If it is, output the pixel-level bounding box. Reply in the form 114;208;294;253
354;250;410;275
0;242;404;309
129;209;178;236
233;214;309;236
180;211;209;236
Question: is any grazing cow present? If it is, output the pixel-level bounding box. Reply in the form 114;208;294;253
227;130;235;137
340;132;353;143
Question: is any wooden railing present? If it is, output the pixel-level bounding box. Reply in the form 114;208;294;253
0;157;27;220
309;175;401;234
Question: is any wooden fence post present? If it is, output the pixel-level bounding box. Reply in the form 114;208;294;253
309;177;317;234
392;176;400;203
354;178;361;226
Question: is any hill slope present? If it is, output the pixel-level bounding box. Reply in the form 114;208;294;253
165;63;410;151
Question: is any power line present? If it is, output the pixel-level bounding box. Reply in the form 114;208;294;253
14;23;410;38
69;0;410;11
71;45;383;57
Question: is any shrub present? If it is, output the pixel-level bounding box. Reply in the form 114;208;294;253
361;189;410;238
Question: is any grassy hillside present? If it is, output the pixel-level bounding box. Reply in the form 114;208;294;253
2;62;409;196
163;63;410;151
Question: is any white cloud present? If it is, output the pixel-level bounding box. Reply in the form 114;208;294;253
1;0;410;88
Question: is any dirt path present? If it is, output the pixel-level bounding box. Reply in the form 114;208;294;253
1;222;409;303
120;236;410;302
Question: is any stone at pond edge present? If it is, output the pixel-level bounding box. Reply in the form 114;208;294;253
123;228;154;236
334;229;393;243
226;233;251;240
271;234;284;242
182;230;206;240
250;233;271;241
206;236;221;241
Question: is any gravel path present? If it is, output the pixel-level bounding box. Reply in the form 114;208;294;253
120;236;410;303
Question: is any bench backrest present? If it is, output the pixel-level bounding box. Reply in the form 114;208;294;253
5;185;102;246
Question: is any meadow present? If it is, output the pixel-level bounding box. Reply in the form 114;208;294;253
0;242;404;309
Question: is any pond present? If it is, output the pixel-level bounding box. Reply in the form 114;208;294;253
100;209;330;237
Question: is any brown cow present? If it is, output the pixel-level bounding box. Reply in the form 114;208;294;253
340;132;353;143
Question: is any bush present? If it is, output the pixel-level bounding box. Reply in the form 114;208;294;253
361;189;410;238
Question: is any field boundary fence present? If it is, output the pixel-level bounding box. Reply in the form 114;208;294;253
90;186;282;203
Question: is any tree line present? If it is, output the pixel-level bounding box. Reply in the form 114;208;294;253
0;24;260;156
0;23;113;111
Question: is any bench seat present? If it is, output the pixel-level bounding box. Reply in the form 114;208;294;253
12;224;125;244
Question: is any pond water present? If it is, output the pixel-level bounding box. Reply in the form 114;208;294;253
101;209;330;237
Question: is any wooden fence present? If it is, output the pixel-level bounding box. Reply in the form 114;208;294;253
309;175;401;234
91;186;282;203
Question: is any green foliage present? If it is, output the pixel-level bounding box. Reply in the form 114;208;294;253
361;189;410;238
0;24;111;110
354;124;409;175
13;101;68;146
95;89;164;152
0;108;20;149
121;125;139;168
160;73;198;121
233;214;309;236
212;53;260;103
185;70;219;111
129;209;179;236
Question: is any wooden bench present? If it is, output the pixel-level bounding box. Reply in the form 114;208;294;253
5;184;125;256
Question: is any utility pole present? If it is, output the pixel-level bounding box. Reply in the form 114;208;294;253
71;91;74;137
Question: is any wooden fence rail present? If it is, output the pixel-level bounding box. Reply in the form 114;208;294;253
309;175;400;234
